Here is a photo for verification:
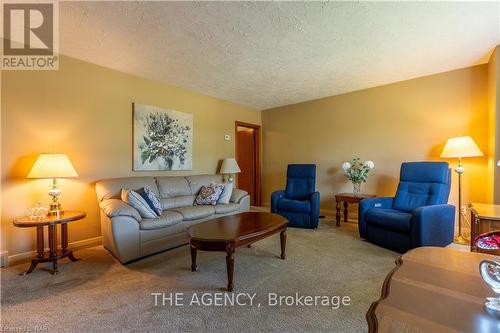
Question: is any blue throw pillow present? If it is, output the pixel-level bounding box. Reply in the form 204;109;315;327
139;187;162;216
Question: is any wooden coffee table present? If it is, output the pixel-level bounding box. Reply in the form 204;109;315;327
187;211;287;292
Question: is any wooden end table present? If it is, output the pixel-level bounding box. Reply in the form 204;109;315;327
187;212;287;292
469;203;500;251
367;247;497;332
334;193;375;226
13;210;86;275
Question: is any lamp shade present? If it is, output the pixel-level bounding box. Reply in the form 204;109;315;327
28;154;78;179
440;136;483;158
220;158;241;174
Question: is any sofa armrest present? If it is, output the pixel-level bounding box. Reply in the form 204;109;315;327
99;199;142;222
410;204;455;248
230;188;249;204
358;197;394;239
271;190;285;213
310;191;320;228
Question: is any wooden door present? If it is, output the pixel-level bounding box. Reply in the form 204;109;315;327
235;122;261;206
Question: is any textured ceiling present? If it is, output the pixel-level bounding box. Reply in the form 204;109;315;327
60;1;500;109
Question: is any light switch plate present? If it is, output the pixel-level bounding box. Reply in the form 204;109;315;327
224;134;230;141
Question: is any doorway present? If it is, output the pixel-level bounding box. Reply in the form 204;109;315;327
235;121;261;206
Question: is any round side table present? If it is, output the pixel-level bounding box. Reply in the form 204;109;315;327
13;210;86;275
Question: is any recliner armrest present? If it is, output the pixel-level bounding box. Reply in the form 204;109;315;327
310;191;320;228
271;190;285;213
358;197;394;239
230;188;249;204
99;199;142;222
410;204;455;248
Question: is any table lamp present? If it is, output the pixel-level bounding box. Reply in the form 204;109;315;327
28;154;78;216
441;136;483;244
219;158;241;183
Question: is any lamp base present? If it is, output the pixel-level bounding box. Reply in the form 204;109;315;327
454;235;470;245
48;202;63;216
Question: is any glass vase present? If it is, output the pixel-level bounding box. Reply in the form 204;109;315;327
352;182;361;197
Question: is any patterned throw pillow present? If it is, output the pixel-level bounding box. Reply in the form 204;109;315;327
121;188;159;219
140;186;162;216
194;184;224;206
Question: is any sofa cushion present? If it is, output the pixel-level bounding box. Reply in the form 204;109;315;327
172;206;215;221
365;208;412;233
140;210;183;230
214;203;240;214
161;195;195;210
185;175;224;195
96;177;160;202
139;186;162;215
217;182;233;204
121;189;159;219
155;177;191;198
277;198;311;213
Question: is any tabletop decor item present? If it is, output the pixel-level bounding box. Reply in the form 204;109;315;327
26;202;48;221
341;157;374;196
479;259;500;316
441;136;484;244
219;157;241;183
28;154;78;216
133;103;193;171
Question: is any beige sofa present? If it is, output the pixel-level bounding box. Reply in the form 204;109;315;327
95;175;250;263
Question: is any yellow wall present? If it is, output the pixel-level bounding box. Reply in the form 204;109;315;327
489;46;500;204
262;65;490;216
1;56;260;260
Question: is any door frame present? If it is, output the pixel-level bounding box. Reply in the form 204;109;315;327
235;121;261;206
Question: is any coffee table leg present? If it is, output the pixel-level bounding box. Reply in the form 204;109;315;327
226;243;235;292
280;229;287;260
190;245;198;272
343;202;349;222
336;200;341;226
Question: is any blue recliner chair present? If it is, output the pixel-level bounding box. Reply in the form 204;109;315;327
271;164;320;229
359;162;455;253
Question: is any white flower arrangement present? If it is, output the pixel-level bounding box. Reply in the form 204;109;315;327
342;157;375;184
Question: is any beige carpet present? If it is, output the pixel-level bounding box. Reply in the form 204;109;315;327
1;217;397;332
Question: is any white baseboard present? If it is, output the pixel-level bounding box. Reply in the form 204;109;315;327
6;236;102;267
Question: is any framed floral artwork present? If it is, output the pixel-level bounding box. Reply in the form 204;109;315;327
133;103;193;171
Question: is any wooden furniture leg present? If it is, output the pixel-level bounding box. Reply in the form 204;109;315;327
48;225;58;274
226;243;235;292
344;202;349;222
190;244;198;272
280;229;287;259
336;200;342;226
61;223;79;262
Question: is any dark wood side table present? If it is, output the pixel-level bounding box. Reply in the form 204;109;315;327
469;203;500;252
13;210;86;275
334;193;375;226
367;247;497;332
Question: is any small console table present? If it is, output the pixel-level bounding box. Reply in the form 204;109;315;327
13;210;86;275
334;193;375;227
469;203;500;252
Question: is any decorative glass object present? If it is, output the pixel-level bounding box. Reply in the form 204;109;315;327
479;259;500;316
352;182;361;197
26;202;48;221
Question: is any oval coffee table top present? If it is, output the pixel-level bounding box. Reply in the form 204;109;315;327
187;211;287;242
